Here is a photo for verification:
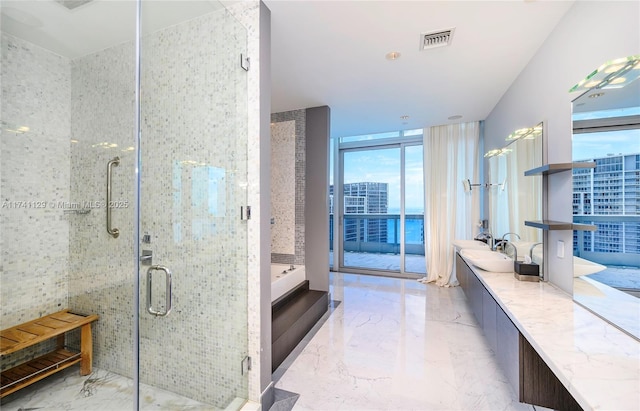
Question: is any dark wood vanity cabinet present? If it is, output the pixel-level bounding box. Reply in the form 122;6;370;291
456;254;467;291
519;336;582;411
482;288;498;358
456;252;583;411
496;302;519;396
457;252;482;327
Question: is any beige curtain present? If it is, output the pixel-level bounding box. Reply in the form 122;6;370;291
420;121;480;286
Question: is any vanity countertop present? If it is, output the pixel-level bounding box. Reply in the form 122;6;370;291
460;257;640;411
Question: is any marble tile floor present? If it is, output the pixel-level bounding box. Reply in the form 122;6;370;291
274;272;536;411
0;366;239;411
329;251;427;275
4;272;550;411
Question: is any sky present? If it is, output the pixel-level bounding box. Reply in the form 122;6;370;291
329;122;639;214
572;129;640;161
335;145;424;214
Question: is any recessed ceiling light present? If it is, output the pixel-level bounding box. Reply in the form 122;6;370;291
448;115;462;120
386;51;401;61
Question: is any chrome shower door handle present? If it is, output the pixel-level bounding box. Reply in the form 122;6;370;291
146;265;173;317
106;157;120;238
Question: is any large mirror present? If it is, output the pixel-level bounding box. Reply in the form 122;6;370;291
487;123;543;268
571;56;640;341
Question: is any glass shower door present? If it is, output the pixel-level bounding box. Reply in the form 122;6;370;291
137;1;249;408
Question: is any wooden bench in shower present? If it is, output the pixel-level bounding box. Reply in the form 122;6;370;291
0;309;99;398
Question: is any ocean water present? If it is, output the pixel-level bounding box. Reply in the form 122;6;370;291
387;218;424;244
329;214;424;245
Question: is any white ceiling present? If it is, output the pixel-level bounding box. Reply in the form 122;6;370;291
263;0;575;137
0;1;223;58
1;0;577;138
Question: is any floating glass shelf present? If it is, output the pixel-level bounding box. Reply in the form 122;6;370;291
524;162;596;176
524;220;597;231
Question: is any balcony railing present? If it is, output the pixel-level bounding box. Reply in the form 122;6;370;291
330;213;425;255
573;215;640;267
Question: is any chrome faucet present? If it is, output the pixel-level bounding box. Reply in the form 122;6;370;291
501;232;521;242
495;233;520;254
475;231;494;249
501;240;517;260
529;242;543;260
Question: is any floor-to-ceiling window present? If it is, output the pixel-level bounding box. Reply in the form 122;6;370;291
330;130;425;277
403;143;426;274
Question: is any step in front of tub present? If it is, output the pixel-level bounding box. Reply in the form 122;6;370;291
272;283;328;372
272;279;310;311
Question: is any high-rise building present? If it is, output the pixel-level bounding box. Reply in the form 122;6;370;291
329;182;389;244
573;153;640;261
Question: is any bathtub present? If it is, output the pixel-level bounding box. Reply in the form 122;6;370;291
271;263;306;302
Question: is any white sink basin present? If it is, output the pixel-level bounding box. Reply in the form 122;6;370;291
460;249;513;273
452;239;490;250
573;256;606;277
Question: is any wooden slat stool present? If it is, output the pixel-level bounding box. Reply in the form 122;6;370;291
0;309;99;398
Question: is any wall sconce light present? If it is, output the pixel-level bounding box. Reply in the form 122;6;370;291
505;125;542;142
463;178;506;193
569;55;640;93
484;148;512;158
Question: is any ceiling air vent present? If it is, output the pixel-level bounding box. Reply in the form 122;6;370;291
55;0;94;10
420;28;455;50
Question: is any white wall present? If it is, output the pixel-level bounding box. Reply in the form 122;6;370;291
305;106;331;293
483;1;639;293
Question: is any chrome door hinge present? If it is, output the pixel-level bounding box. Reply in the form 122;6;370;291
240;205;251;220
241;356;252;375
240;54;250;71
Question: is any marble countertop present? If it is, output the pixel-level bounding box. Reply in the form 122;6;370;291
460;257;640;411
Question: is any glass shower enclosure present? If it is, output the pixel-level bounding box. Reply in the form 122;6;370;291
1;1;249;409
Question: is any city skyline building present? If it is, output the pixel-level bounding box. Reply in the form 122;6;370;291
330;182;389;244
573;152;640;266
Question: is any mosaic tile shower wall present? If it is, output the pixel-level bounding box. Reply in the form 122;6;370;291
1;34;72;367
270;110;306;266
68;40;137;377
271;120;296;256
1;4;251;409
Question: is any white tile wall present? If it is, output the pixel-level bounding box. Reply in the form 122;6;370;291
68;37;137;377
270;109;306;266
271;120;296;255
1;34;72;366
